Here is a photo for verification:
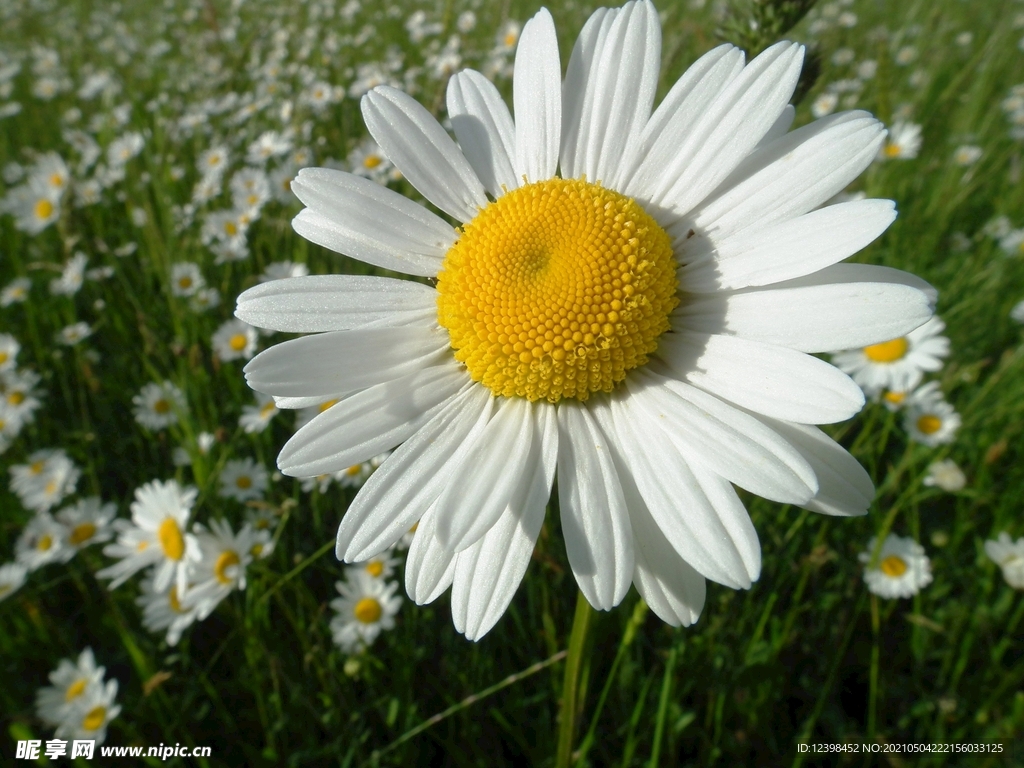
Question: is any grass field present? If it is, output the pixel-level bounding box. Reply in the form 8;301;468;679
1;0;1023;765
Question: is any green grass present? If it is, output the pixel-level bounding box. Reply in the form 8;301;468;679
1;0;1023;765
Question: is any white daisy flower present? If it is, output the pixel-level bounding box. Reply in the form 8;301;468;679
292;397;343;431
55;496;117;554
49;252;88;296
984;533;1024;590
299;471;344;494
904;382;960;447
860;533;932;598
2;368;43;426
0;332;19;372
57;321;93;346
9;448;80;513
259;261;310;282
269;163;299;204
190;287;221;312
0;561;27;601
832;315;949;397
54;678;120;746
329;571;402;653
999;228;1024;258
952;145;982;166
35;648;105;727
97;479;200;592
811;92;838;118
1;276;31;306
337;451;390;489
212;318;258;363
15;512;68;570
923;458;966;492
197;146;230;179
239;392;279;433
348;137;394;184
181;518;256;619
107;132;144;167
218;457;268;502
878;121;922;160
1012;299;1024;324
170;262;205;297
348;550;400;581
230;167;271;214
136;574;201;646
132;380;186;430
236;1;932;640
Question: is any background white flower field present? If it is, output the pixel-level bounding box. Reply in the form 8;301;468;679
1;0;1023;764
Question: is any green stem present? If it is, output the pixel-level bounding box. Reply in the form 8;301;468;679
556;590;595;768
867;594;881;741
649;642;679;768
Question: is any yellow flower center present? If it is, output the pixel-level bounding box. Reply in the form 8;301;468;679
153;398;171;414
318;399;339;413
504;32;517;46
883;390;906;407
214;550;241;584
34;198;54;220
259;401;277;417
169;585;183;612
65;678;87;702
354;597;382;624
365;561;384;578
917;414;942;435
137;541;149;551
224;221;238;236
82;705;106;731
363;155;382;169
158;517;185;560
880;554;908;577
178;276;193;289
44;479;58;496
69;522;97;546
229;333;248;352
37;534;53;551
250;543;264;557
437;178;678;402
30;460;45;474
236;475;253;489
864;337;908;363
346;464;362;476
50;173;64;187
884;143;902;158
0;352;7;364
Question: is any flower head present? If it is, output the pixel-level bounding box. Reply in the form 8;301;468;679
860;533;932;598
985;533;1024;589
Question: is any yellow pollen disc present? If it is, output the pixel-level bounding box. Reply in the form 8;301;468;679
504;32;517;46
365;561;384;578
31;460;45;474
65;678;87;702
178;276;193;289
236;475;253;489
883;390;906;406
346;464;362;476
880;555;908;577
250;543;264;557
318;399;339;413
354;597;382;624
363;155;382;169
34;199;54;219
82;705;106;731
884;143;902;158
158;517;185;560
224;221;238;236
69;522;97;546
215;550;241;584
229;333;248;351
260;402;276;417
168;585;183;612
864;337;908;363
437;178;678;402
0;352;7;363
37;534;53;551
44;480;57;496
255;518;270;530
137;541;149;551
917;414;942;435
0;585;10;595
153;398;171;414
50;173;64;187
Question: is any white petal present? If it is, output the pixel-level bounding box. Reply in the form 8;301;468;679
235;275;438;333
290;168;454;277
272;394;344;410
656;330;865;423
592;392;750;587
676;267;933;353
559;6;613;180
632;42;803;219
689;111;885;241
678;199;897;292
336;385;492;561
556;400;634;610
758;104;795;147
435;397;534;552
243;326;449;398
628;370;819;504
447;70;518;198
278;364;469;476
404;500;457;604
452;402;558;640
362;85;488;222
514;8;562;184
760;417;874;516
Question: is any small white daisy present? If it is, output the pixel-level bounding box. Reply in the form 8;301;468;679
239;392;279;434
15;512;69;570
878;121;922;160
132;380;187;430
348;137;394;184
0;332;19;371
923;458;966;492
35;648;105;727
1;276;31;306
55;496;117;554
348;550;400;581
54;678;120;746
97;479;200;592
832;316;949;397
329;571;402;653
136;574;200;646
170;262;205;297
904;383;960;447
860;533;932;598
49;252;88;296
182;518;257;619
0;561;28;601
984;533;1024;590
337;451;390;489
952;145;982;166
211;318;258;362
56;321;93;346
1012;299;1024;324
9;448;80;513
218;457;269;502
258;261;309;282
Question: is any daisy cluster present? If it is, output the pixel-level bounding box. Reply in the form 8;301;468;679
0;332;44;454
35;648;121;747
